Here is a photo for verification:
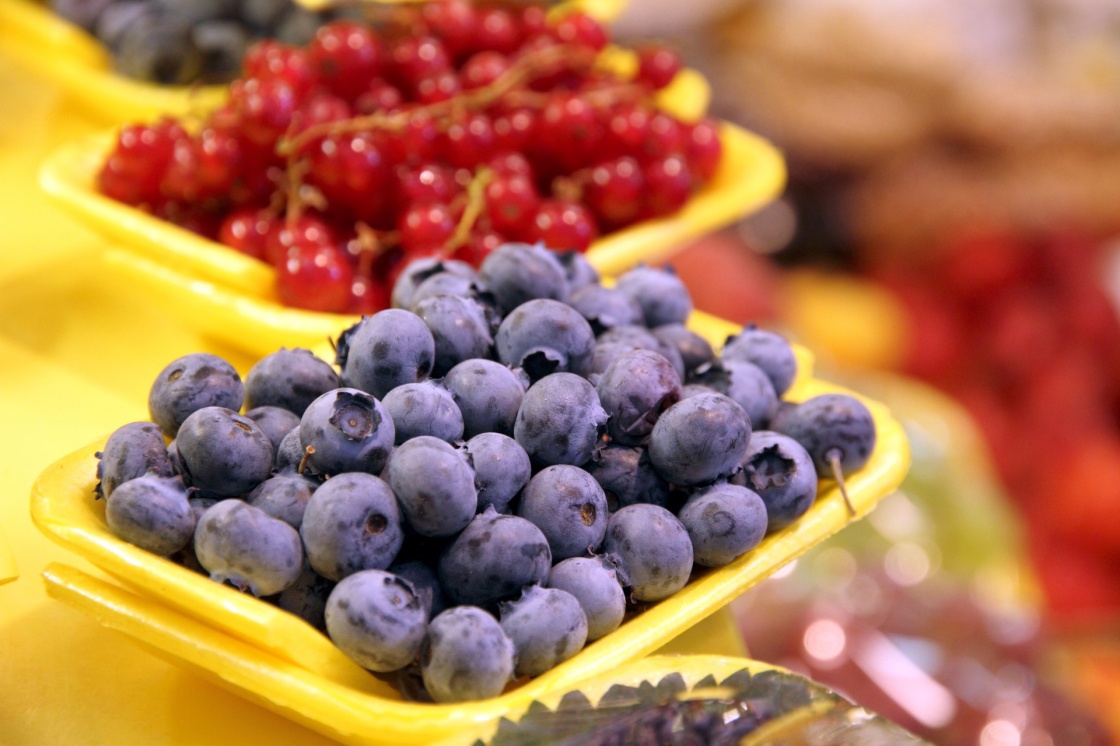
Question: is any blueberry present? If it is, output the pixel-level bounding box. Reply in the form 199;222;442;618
595;325;686;380
96;421;174;500
652;324;714;375
381;381;464;445
495;299;595;382
514;373;607;468
679;383;719;399
732;431;818;532
385;436;477;537
604;504;693;602
499;585;587;677
547;556;626;641
775;394;877;477
172;407;274;497
615;265;693;328
148;352;243;438
556;250;600;290
340;310;435;398
299;388;395;476
273;5;320;45
388;559;446;621
443;359;526;438
478;242;569;315
584;444;674;512
325;570;427;672
647;393;751;487
115;13;204;85
421;606;516;702
409;272;480;312
105;473;195;556
245;405;301;454
774;394;876;516
439;506;551;608
391;258;476;311
721;326;798;396
194;500;303;596
516;465;608;561
274;426;305;470
463;432;531;514
300;472;403;581
596;349;681;446
272;563;334;632
690;359;778;430
414;294;494;377
51;0;113;32
568;284;643;335
243;348;340;416
246;465;319;529
677;483;768;567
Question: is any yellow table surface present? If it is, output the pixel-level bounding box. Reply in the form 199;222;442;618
0;53;745;745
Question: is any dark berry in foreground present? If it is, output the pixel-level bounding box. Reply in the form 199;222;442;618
385;436;477;537
548;556;626;641
300;472;403;581
514;372;607;468
733;431;818;532
647;393;750;487
421;606;516;703
148;352;243;438
299;388;395;476
517;465;608;561
439;506;551;608
105;473;195;557
194;500;304;597
96;421;174;500
243;348;341;416
721;326;798;397
340;309;435;399
325;569;427;672
678;483;768;567
172;407;274;497
605;504;693;602
499;585;587;677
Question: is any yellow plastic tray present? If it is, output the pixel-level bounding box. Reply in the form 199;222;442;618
0;0;629;124
41;120;784;357
0;527;17;586
29;313;910;746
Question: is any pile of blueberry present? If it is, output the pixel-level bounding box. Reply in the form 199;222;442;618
95;243;876;703
95;0;722;313
51;0;336;85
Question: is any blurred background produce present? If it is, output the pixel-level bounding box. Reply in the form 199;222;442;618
611;0;1120;741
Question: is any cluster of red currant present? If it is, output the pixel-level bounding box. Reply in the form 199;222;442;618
97;0;723;314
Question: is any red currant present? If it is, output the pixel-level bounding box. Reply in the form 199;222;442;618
636;44;682;89
642;155;692;218
420;0;478;58
242;41;315;98
641;111;685;160
265;214;337;267
229;78;300;147
474;8;519;54
518;5;550;40
550;12;607;51
398;201;457;253
347;273;391;315
685;117;723;181
277;242;354;313
414;69;461;103
529;199;597;251
355;79;404;114
97;119;185;206
484;173;540;236
538;93;603;171
442;112;497;169
218;208;278;261
584;157;643;228
488;152;534;179
396;163;459;210
604;103;651;154
307;21;384;101
460;51;511;90
491;106;536;154
306;132;389;222
389;35;452;88
458;228;504;265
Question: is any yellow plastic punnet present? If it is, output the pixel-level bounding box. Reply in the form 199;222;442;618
31;314;910;746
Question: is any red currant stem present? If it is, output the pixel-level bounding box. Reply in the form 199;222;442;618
279;42;598;156
284;159;311;230
442;167;493;256
827;449;856;517
297;445;315;476
582;82;649;109
354;222;387;277
551;173;584;203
